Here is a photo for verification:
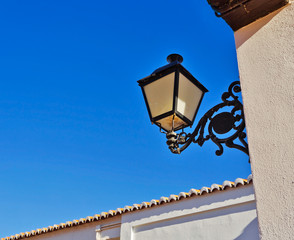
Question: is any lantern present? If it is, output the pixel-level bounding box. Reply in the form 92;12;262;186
138;54;208;132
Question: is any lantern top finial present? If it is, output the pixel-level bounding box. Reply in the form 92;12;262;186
167;54;183;64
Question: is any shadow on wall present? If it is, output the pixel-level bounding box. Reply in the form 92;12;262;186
235;7;284;48
234;217;259;240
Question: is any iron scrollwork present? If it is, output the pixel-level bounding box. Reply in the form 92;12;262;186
166;81;249;159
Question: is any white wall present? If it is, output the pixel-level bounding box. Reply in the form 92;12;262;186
25;216;121;240
26;223;97;240
235;3;294;239
121;185;258;240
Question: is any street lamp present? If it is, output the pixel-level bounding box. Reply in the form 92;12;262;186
138;54;249;158
138;54;208;132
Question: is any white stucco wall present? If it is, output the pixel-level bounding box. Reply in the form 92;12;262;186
121;185;259;240
26;223;97;240
25;216;121;240
235;3;294;240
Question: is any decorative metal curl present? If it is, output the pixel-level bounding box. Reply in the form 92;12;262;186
166;81;249;160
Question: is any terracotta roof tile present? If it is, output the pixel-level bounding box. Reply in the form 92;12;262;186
150;199;159;206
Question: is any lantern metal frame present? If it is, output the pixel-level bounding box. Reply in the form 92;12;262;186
138;55;208;132
165;81;249;160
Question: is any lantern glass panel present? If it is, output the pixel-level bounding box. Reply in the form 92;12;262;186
177;73;203;121
156;115;188;132
143;73;175;118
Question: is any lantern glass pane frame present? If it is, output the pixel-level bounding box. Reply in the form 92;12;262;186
138;63;208;132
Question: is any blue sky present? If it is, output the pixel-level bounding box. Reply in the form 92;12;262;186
0;0;251;237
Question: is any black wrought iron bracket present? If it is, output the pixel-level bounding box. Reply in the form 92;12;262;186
165;81;249;160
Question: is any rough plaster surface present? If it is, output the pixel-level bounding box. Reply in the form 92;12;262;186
235;4;294;240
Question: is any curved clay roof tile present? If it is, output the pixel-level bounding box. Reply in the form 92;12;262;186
159;196;169;204
235;178;247;187
150;199;159;206
222;180;234;190
247;174;253;183
200;187;210;195
189;189;200;196
210;184;222;192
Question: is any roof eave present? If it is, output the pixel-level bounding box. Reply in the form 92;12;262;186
207;0;289;31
